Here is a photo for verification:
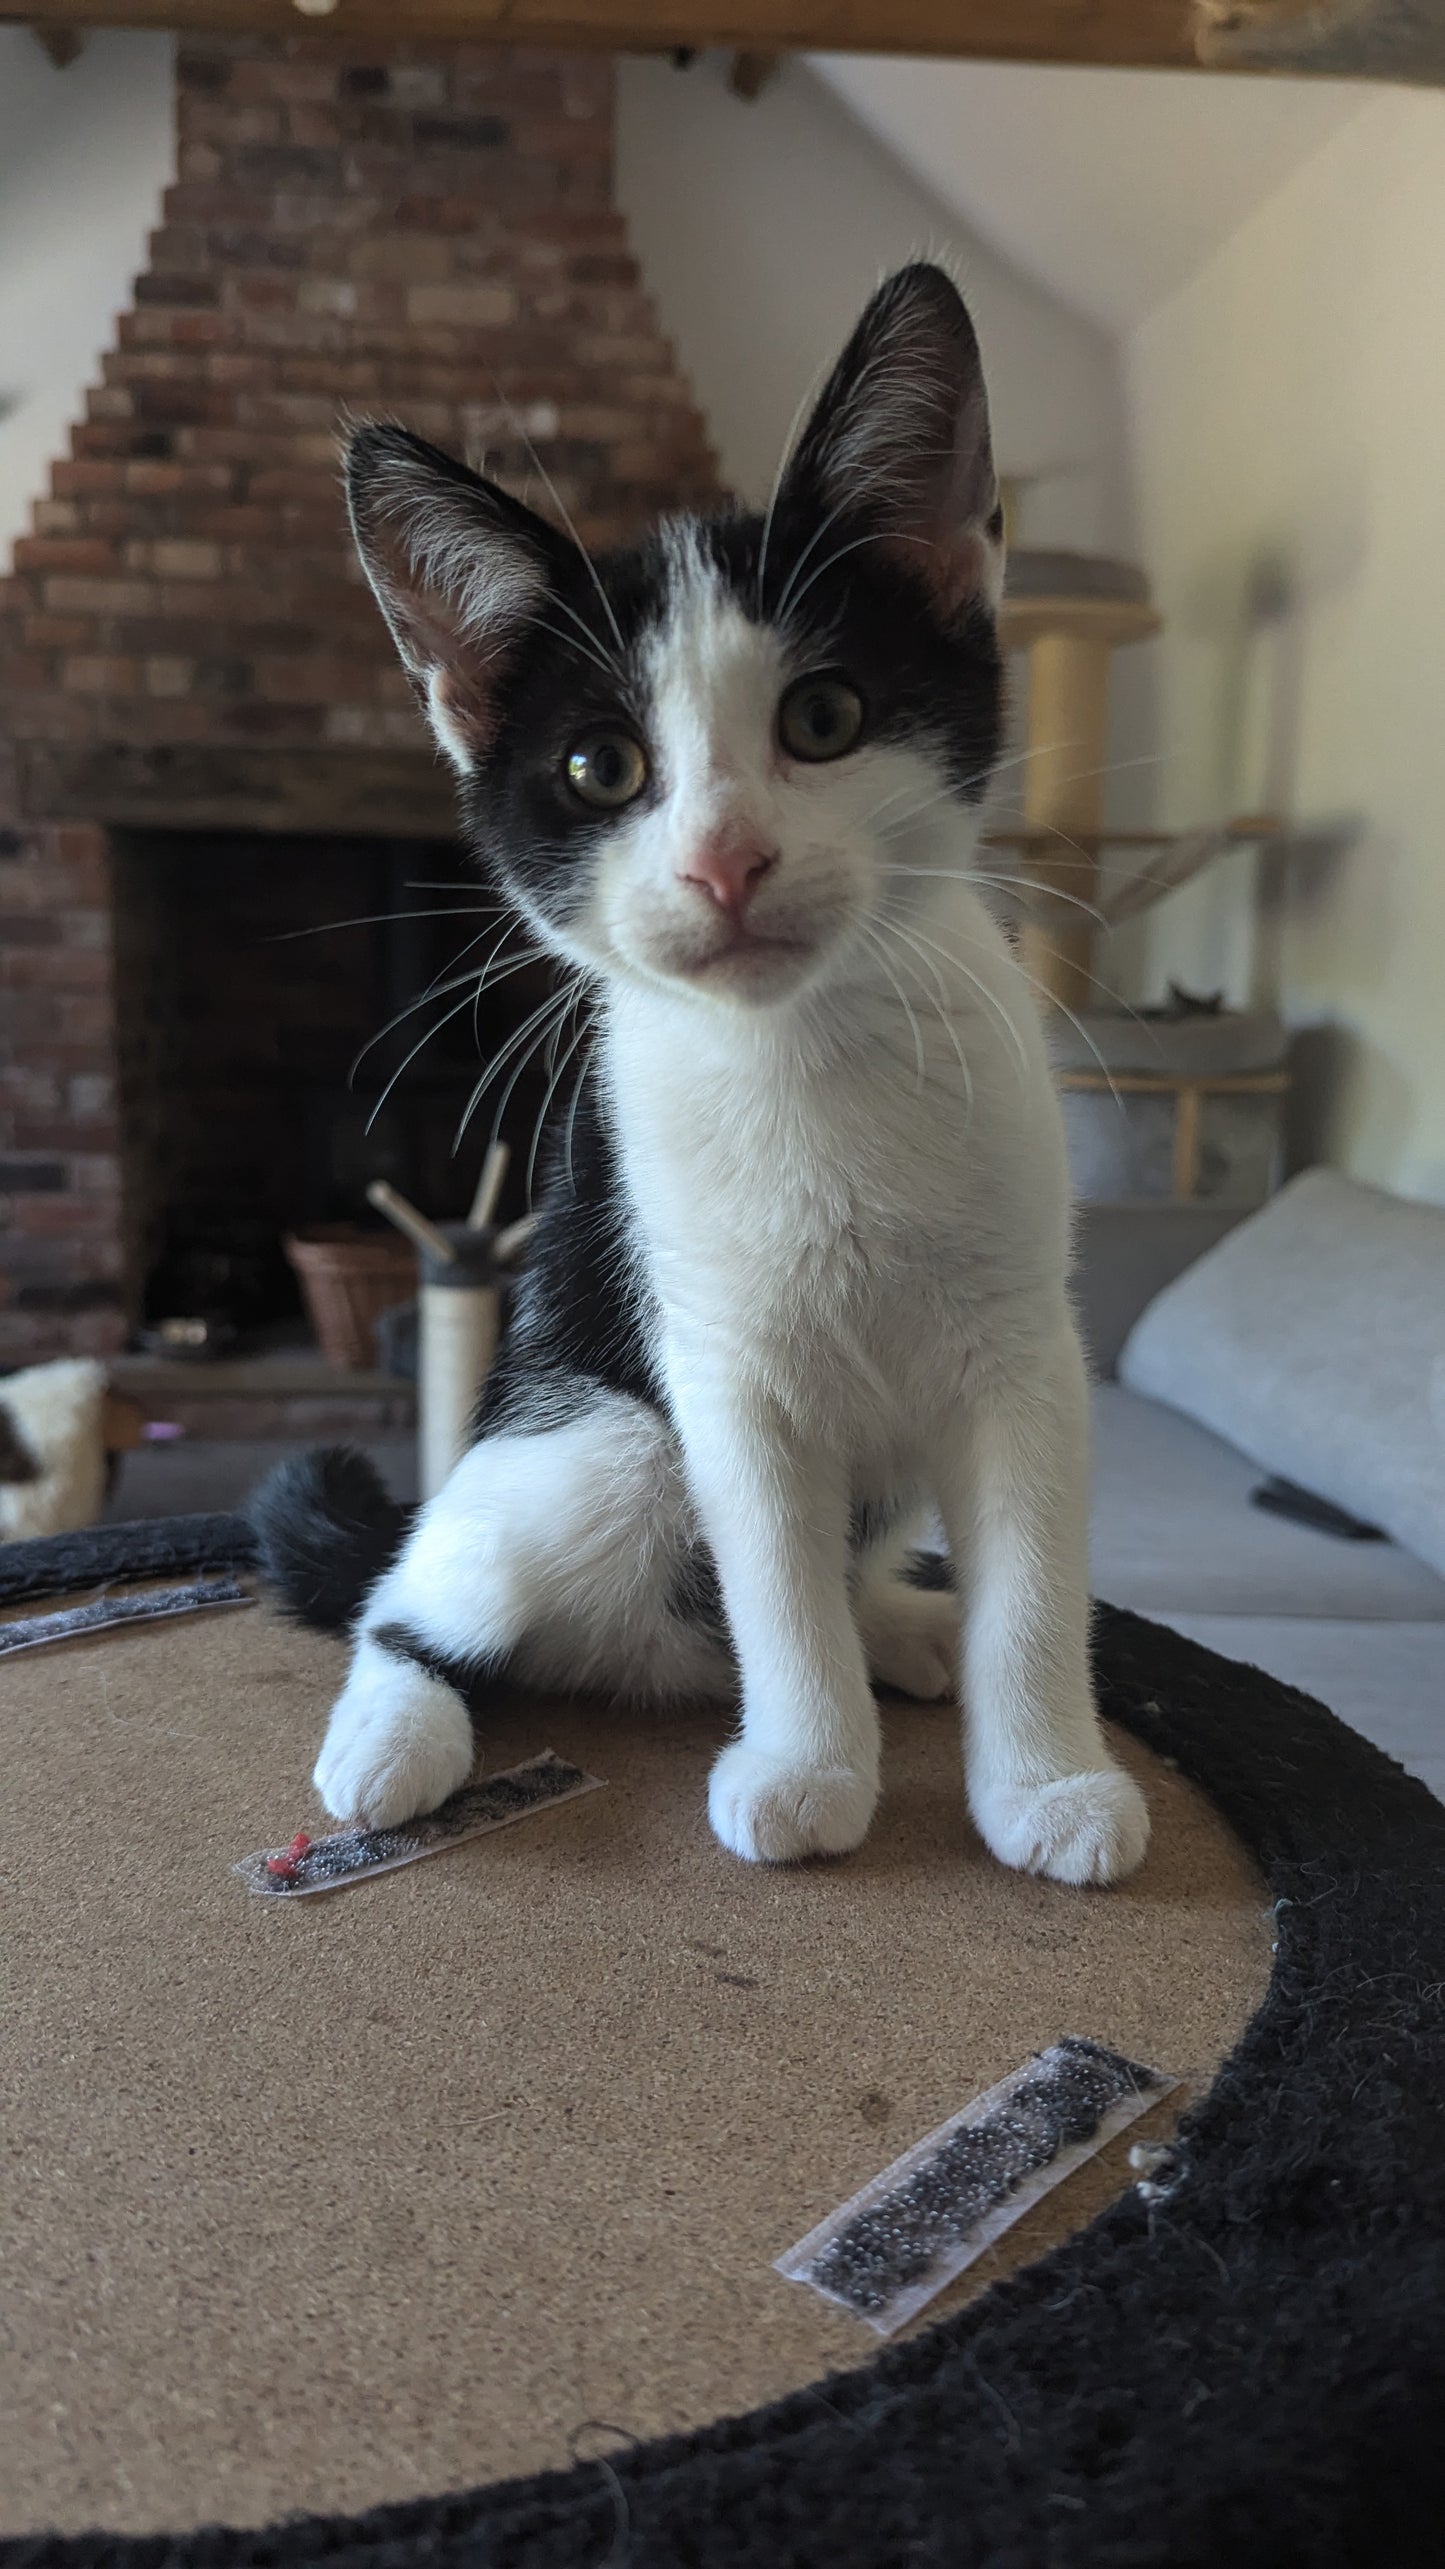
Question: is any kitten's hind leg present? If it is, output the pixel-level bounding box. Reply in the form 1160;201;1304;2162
313;1393;722;1827
843;1490;956;1705
857;1574;959;1702
851;1501;959;1701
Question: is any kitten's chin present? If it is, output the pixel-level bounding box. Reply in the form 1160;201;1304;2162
634;928;827;1008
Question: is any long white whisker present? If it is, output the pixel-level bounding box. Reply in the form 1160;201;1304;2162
452;983;576;1154
889;864;1109;930
269;905;497;943
527;999;590;1210
873;781;972;841
851;740;1087;857
419;915;533;1009
756;360;829;617
460;979;573;1122
870;919;975;1124
484;988;580;1156
562;1028;597;1197
857;921;926;1094
461;921;533;1037
889;867;1163;1037
529;611;623;687
774;492;854;627
856;743;1075;849
888;913;1032;1086
484;378;628;668
362;985;486;1136
983;746;1167;814
782;528;914;628
999;949;1126;1108
350;949;539;1081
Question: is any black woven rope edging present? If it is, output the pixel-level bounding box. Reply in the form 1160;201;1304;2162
0;1510;255;1607
3;1518;1444;2567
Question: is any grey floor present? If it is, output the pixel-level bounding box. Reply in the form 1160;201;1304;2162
106;1399;1443;1802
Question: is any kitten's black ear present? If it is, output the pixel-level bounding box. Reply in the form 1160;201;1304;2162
345;425;564;771
781;264;1003;618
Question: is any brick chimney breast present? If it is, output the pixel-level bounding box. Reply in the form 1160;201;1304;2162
0;36;723;1359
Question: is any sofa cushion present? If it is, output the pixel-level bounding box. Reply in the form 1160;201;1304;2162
1117;1169;1445;1579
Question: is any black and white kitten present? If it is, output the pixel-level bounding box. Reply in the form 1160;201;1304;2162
256;264;1149;1887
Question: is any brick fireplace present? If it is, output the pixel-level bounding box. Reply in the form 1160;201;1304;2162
0;34;720;1363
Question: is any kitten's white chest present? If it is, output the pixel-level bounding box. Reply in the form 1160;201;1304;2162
604;971;1060;1444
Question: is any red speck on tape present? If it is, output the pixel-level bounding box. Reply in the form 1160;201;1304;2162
265;1831;313;1882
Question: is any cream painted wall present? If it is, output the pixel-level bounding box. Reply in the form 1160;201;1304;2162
1126;87;1445;1203
0;30;176;558
615;52;1134;555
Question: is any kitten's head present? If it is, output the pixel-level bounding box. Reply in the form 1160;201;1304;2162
347;263;1004;1010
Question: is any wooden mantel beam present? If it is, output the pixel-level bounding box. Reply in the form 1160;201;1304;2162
8;0;1208;70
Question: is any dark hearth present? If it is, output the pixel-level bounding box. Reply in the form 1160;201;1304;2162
111;828;557;1334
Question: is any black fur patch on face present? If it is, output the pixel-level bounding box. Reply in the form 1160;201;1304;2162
715;502;1004;802
451;502;1003;943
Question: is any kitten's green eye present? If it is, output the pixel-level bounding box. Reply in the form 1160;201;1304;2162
778;674;865;763
564;729;648;810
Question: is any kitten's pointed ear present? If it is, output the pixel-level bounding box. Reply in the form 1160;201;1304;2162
781;264;1003;617
345;424;562;772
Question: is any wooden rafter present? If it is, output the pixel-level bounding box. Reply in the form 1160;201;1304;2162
9;0;1209;70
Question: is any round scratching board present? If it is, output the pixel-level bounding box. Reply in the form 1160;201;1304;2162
4;1523;1444;2566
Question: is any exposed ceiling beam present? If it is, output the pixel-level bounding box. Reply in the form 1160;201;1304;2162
5;0;1209;71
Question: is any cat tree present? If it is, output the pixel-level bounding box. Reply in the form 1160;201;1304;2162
996;552;1285;1209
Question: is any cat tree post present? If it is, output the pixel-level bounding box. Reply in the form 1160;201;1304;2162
998;592;1160;1013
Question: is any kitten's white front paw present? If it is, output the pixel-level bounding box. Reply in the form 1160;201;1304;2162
313;1656;474;1827
708;1741;878;1863
859;1583;958;1701
973;1767;1150;1887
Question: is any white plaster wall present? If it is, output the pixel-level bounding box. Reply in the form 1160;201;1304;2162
614;51;1134;556
1126;88;1445;1203
812;53;1370;338
0;28;175;560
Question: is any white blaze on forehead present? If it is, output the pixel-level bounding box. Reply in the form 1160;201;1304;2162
640;526;787;829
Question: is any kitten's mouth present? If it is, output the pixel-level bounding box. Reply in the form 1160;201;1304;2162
617;903;845;1002
676;926;818;992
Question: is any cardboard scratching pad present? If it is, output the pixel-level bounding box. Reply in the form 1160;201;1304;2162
4;1585;1270;2539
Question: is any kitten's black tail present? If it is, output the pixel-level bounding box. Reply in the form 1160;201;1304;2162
247;1445;410;1634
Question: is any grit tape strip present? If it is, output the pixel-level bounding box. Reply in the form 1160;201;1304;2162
235;1749;604;1898
778;2035;1177;2335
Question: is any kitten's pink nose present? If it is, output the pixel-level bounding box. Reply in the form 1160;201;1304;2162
679;830;778;922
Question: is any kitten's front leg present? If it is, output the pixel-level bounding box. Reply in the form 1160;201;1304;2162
938;1321;1150;1887
667;1357;879;1862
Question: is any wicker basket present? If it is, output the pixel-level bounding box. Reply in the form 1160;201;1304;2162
284;1226;417;1371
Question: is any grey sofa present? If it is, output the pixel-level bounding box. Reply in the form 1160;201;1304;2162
1077;1181;1445;1803
1090;1380;1445;1800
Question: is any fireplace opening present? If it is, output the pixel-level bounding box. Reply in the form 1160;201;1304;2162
110;826;566;1343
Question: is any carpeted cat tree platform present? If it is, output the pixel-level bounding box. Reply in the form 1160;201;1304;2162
4;1514;1444;2566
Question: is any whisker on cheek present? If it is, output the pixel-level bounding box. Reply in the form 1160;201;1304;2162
450;982;577;1154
